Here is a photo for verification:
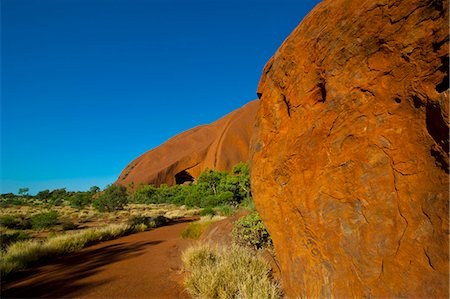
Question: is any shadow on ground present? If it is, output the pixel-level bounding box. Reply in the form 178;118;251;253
2;240;163;298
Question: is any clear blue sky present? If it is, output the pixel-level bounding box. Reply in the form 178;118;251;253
1;0;320;194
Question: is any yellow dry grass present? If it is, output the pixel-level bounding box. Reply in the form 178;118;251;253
182;244;281;299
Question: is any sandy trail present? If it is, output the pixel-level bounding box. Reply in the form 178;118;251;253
2;218;195;298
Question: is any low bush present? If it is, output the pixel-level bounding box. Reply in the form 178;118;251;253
232;212;272;250
128;216;152;227
128;215;169;229
200;207;215;216
0;232;30;251
182;244;280;299
151;215;169;228
69;193;92;209
93;185;128;212
0;215;32;230
0;197;27;207
31;211;59;229
0;215;20;229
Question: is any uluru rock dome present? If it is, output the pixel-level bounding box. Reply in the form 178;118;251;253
116;100;258;188
250;0;449;298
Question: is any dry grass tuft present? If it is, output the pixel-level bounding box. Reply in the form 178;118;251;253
182;244;281;299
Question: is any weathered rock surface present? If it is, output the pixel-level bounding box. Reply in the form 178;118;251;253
250;0;449;298
117;100;258;188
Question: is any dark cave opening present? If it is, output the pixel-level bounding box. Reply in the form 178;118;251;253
175;170;195;185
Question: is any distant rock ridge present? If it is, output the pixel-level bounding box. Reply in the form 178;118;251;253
250;0;449;298
116;100;259;188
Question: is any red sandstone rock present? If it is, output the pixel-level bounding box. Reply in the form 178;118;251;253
250;0;449;298
116;100;258;188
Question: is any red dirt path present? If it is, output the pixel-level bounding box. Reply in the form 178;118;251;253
1;218;196;298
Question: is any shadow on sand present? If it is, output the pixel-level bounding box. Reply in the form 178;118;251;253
1;240;163;298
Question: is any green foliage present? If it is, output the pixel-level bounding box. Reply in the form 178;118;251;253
152;215;169;227
216;205;234;216
89;186;100;194
34;188;68;206
128;216;152;227
200;207;215;216
130;184;158;203
0;215;19;229
35;189;51;201
0;231;30;251
18;188;29;196
232;212;273;250
69;192;92;209
240;196;256;211
129;162;252;209
0;195;27;207
93;185;128;212
0;215;32;230
31;211;59;229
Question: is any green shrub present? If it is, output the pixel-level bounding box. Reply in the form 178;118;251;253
232;212;272;250
0;232;30;251
131;185;159;203
0;197;26;207
0;215;20;229
151;215;169;228
216;205;234;216
1;215;32;230
200;207;215;216
182;244;280;299
128;216;152;227
69;193;92;209
93;185;128;212
31;211;59;229
240;196;256;211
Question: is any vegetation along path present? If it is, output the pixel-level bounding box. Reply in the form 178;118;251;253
2;218;196;298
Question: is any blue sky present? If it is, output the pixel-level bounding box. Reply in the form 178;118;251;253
1;0;320;194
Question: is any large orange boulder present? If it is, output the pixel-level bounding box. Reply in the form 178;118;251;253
117;100;258;188
250;0;448;298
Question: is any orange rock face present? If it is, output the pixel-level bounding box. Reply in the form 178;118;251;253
250;0;449;298
117;100;258;188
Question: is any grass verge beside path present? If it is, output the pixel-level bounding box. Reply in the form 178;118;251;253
181;216;225;240
0;223;147;278
182;244;281;299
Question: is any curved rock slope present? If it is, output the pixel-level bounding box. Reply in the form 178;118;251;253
117;100;258;188
250;0;448;298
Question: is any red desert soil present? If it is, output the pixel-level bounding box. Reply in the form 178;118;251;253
1;218;196;299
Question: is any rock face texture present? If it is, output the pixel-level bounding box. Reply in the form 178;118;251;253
250;0;449;298
117;100;258;188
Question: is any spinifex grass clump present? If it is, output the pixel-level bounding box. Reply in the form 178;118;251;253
0;223;146;277
182;244;281;299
